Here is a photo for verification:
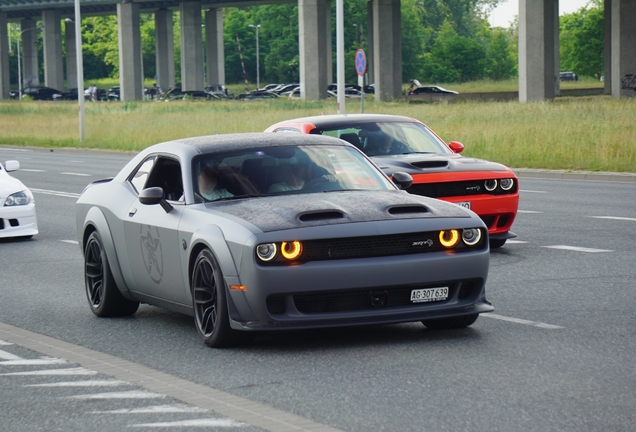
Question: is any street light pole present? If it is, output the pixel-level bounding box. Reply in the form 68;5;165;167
68;1;85;141
248;24;260;90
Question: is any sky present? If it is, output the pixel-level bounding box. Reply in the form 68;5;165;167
487;0;593;28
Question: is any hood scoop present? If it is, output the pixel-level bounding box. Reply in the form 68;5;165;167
410;160;449;169
299;210;346;222
388;205;429;215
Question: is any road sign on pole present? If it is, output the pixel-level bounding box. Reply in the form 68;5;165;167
355;49;366;77
355;49;366;114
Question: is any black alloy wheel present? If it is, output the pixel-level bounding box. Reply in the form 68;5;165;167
84;231;139;317
191;248;253;347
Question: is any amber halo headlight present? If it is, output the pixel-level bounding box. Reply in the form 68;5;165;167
462;228;482;246
281;241;303;260
439;230;460;248
484;179;497;192
500;178;514;191
256;243;277;262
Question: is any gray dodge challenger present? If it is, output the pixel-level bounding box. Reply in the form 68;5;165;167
76;133;493;347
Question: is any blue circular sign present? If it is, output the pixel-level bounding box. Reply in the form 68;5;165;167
355;49;366;76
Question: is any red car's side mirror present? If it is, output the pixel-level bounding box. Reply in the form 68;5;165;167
448;141;464;153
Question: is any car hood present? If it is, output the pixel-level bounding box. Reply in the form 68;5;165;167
371;153;510;176
207;190;470;232
0;172;27;198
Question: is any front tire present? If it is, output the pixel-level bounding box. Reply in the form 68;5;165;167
191;249;251;347
84;231;139;317
422;313;479;330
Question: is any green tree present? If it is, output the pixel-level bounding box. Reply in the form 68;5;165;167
485;28;516;80
560;1;604;78
423;20;486;82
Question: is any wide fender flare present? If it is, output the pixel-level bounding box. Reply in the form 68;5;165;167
82;206;134;300
188;224;240;279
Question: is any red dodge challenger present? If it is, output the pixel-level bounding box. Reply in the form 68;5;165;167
266;114;518;248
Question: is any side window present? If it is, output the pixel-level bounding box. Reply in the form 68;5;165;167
144;157;184;202
128;157;156;193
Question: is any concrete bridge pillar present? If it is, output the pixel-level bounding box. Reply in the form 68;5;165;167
155;9;175;92
611;0;636;98
205;8;225;86
0;12;9;99
372;0;402;101
118;0;143;100
65;19;78;90
299;0;331;99
180;1;204;91
604;0;611;94
21;19;39;87
42;10;64;91
518;0;559;102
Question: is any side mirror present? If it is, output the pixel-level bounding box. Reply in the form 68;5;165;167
139;187;173;213
4;160;20;172
391;172;413;190
448;141;464;153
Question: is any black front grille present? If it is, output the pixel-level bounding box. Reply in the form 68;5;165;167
480;216;496;229
292;280;481;314
0;219;4;230
299;231;465;262
267;296;286;315
409;180;517;198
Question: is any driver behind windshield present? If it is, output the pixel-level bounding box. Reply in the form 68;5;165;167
198;166;234;201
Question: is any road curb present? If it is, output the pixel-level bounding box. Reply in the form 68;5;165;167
513;168;636;183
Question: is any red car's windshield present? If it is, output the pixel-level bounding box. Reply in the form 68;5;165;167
315;121;451;156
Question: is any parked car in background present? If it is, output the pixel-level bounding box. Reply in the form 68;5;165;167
266;114;519;248
52;88;90;101
21;86;62;101
560;71;578;81
409;85;458;95
0;160;38;239
75;133;492;347
107;86;120;101
204;84;228;98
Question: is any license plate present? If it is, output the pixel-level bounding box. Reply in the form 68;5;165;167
457;201;470;209
410;287;448;303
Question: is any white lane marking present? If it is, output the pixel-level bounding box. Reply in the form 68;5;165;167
0;367;97;376
505;240;528;244
520;189;546;193
517;210;543;214
0;349;22;360
93;404;208;414
0;340;14;346
68;160;84;163
590;216;636;222
60;240;79;245
543;245;613;253
26;380;129;387
131;419;245;428
481;314;563;329
0;148;32;152
20;169;46;172
0;357;67;366
30;188;81;199
61;172;91;177
68;390;165;400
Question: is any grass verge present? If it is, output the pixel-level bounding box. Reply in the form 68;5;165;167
0;95;633;173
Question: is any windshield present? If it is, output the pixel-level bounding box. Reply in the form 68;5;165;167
192;145;395;202
317;121;451;156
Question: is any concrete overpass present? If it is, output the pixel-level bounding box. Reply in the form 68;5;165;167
0;0;634;102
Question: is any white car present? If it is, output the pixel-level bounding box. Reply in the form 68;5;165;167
0;160;38;239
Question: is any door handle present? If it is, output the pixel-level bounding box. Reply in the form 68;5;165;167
128;208;137;217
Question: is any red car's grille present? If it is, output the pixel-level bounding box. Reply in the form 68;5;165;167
408;180;517;198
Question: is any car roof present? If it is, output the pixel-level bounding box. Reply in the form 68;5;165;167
273;114;418;129
154;132;350;156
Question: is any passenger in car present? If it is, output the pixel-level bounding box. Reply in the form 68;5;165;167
198;166;234;201
268;162;313;193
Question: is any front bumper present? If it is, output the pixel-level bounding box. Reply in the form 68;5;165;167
0;203;38;239
226;247;492;331
441;194;518;236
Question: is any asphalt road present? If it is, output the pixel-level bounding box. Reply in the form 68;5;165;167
1;147;635;431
